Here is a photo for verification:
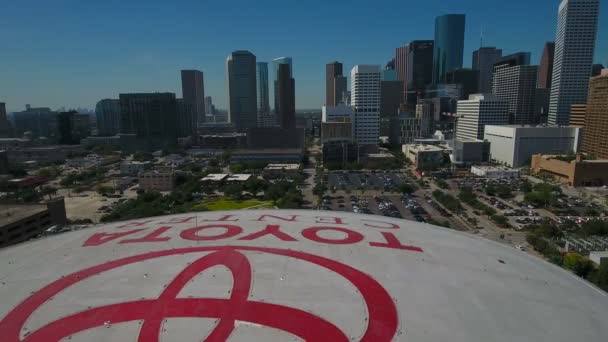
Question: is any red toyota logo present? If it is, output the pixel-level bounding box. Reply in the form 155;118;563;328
0;246;398;341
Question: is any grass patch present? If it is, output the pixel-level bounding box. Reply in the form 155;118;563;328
194;198;274;211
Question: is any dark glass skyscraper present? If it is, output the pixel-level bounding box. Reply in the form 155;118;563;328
433;14;466;84
276;63;295;129
256;62;272;127
119;93;178;150
180;70;205;126
227;51;258;132
538;42;555;89
95;99;120;136
407;40;434;104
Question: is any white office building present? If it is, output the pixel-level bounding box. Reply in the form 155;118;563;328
455;94;509;141
492;64;539;124
322;103;354;122
484;125;582;167
548;0;600;126
351;65;381;145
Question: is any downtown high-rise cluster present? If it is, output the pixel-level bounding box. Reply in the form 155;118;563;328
320;0;605;169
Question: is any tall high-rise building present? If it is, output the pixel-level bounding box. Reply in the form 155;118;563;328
227;51;258;132
538;42;555;89
13;106;58;139
472;47;503;93
326;61;345;106
351;65;381;145
181;70;205;126
582;70;608;158
119;93;178;150
272;57;292;113
276;63;295;129
407;40;434;104
204;96;214;116
57;111;90;145
176;99;194;138
395;44;410;102
433;14;466;84
256;62;273;127
569;104;587;127
548;0;599;126
0;102;10;137
456;94;509;140
380;77;403;136
95;99;120;136
492;56;539;124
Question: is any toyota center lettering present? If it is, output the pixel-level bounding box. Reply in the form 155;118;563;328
82;223;423;252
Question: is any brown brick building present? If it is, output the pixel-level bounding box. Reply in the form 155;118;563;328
582;70;608;159
531;154;608;187
569;104;586;127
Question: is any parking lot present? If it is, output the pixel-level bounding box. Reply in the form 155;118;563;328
328;171;405;191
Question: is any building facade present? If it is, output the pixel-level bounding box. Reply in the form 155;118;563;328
531;154;608;186
326;61;344;106
492;64;539;124
13;106;58;139
181;70;205;126
395;44;410;103
256;62;273;127
276;63;295;129
95;99;120;136
227;51;258;132
433;14;466;84
322;104;354;123
445;68;479;100
484;125;582;167
569;104;587;127
455;94;509;141
351;65;381;145
581;70;608;158
407;40;434;104
138;169;175;191
538;42;555;89
119;93;178;151
548;0;600;126
472;47;503;94
0;102;8;137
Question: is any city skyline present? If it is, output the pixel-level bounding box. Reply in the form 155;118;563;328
1;0;608;112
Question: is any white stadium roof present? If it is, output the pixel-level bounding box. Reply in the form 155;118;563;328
0;209;607;341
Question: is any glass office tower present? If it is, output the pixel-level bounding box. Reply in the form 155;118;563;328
433;14;466;84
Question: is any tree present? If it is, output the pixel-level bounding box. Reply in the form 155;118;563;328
96;185;114;196
40;186;58;200
491;214;508;226
399;183;415;194
589;263;608;292
564;253;595;278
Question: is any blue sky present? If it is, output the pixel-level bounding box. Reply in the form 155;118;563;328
1;0;606;112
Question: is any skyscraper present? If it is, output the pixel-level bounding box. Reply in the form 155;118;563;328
456;94;509;140
0;102;10;137
433;14;466;84
492;56;539;124
472;47;503;93
272;57;292;113
119;93;178;150
395;44;409;102
95;99;120;136
204;96;214;116
445;68;479;100
407;40;434;104
538;42;555;89
351;65;381;145
582;70;608;158
276;63;296;129
256;62;273;127
548;0;599;126
176;99;194;138
227;51;258;132
181;70;205;126
326;61;345;106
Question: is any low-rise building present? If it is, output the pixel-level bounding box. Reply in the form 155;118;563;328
589;251;608;266
263;164;301;178
226;174;252;182
80;135;122;149
0;197;67;249
120;161;152;176
470;165;519;179
66;154;120;170
201;174;228;183
531;154;608;186
484;125;582;167
198;133;246;150
6;145;84;167
231;149;303;164
138;170;175;191
449;139;490;166
403;144;445;171
361;152;396;169
389;115;421;146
